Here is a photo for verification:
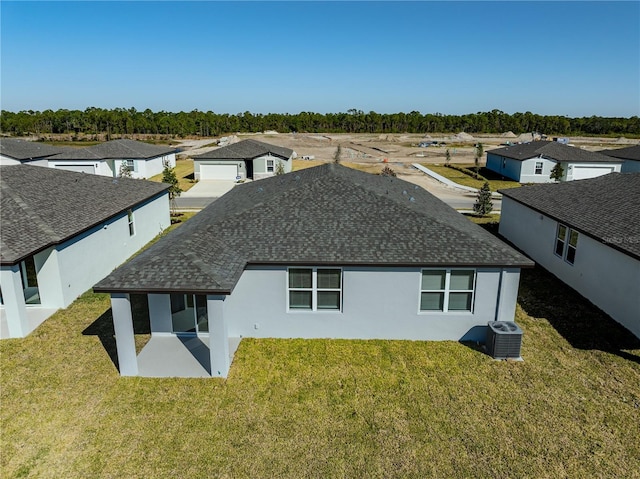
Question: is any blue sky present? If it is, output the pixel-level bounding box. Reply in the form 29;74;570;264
1;1;638;116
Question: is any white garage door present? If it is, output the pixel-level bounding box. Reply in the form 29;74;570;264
55;164;95;174
572;166;614;180
200;164;238;180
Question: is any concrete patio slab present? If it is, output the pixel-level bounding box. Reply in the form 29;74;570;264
0;307;60;339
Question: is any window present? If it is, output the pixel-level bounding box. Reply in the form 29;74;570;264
267;159;274;172
125;159;137;172
420;269;475;312
288;268;342;311
554;223;579;265
535;161;544;175
127;209;135;236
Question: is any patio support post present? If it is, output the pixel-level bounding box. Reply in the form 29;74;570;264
496;268;520;322
207;295;230;378
0;265;29;338
111;293;139;376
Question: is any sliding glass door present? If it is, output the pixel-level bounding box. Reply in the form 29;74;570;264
170;294;208;334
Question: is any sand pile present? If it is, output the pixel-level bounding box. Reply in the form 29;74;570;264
378;134;399;142
263;130;278;135
450;132;475;141
501;131;517;138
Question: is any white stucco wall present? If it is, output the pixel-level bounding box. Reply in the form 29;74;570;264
519;157;556;183
53;193;170;307
564;162;621;181
49;160;114;176
252;154;292;180
499;197;640;338
118;153;175;179
146;265;521;342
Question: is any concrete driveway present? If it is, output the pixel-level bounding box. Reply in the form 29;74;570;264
175;180;237;209
181;180;236;198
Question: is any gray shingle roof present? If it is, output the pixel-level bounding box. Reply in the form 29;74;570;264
48;139;176;161
599;145;640;162
488;141;621;164
499;173;640;259
95;164;532;294
0;139;64;161
192;139;294;161
0;165;169;265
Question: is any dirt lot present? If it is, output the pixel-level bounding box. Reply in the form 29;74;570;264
177;132;638;168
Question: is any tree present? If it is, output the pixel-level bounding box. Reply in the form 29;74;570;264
445;148;451;166
333;144;342;164
380;165;397;177
274;161;285;176
161;159;182;214
473;181;493;216
474;142;484;178
119;161;132;178
550;163;564;182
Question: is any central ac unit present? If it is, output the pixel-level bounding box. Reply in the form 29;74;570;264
486;321;523;359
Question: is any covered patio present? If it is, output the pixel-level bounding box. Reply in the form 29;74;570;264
0;306;59;339
109;293;236;378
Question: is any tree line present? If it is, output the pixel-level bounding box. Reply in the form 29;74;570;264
1;108;638;138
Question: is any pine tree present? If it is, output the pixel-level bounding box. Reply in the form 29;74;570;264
550;163;564;182
119;161;132;178
275;161;285;175
333;144;342;164
473;181;493;216
445;148;451;166
474;143;484;178
161;160;182;214
380;165;397;177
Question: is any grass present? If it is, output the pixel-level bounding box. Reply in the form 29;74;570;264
426;163;521;191
148;158;195;193
1;221;639;477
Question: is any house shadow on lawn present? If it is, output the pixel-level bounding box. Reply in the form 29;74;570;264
82;294;151;373
471;222;640;364
518;267;640;364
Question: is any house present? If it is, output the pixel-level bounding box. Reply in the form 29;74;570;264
486;142;623;183
94;163;533;378
599;144;640;173
47;139;177;178
192;139;294;181
0;165;171;338
499;173;640;338
0;138;63;166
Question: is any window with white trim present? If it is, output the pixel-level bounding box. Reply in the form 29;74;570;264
535;161;544;175
127;209;135;236
267;159;275;172
288;267;342;311
555;224;578;264
125;159;137;172
420;269;476;312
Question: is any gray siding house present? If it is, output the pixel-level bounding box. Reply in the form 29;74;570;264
0;165;170;338
192;139;294;180
499;173;640;339
486;142;623;183
599;145;640;173
95;164;533;378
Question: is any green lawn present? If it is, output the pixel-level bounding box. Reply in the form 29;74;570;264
426;163;521;191
1;222;639;477
148;158;195;193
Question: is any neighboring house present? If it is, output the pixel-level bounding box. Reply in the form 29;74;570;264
599;144;640;173
0;138;63;166
192;139;294;181
0;165;171;339
94;163;533;378
48;139;177;178
499;173;640;339
486;141;623;183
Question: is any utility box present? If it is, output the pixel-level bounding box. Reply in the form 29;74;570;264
486;321;523;359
